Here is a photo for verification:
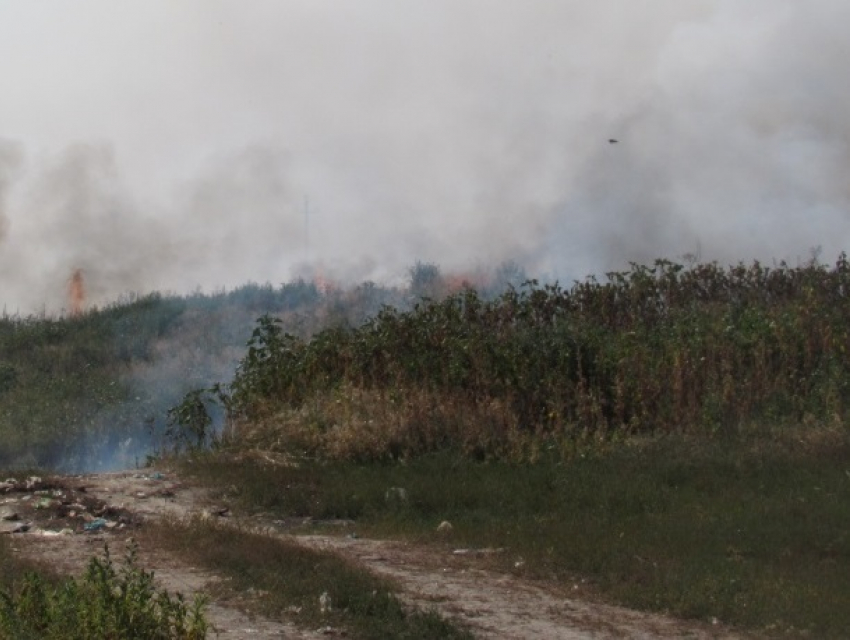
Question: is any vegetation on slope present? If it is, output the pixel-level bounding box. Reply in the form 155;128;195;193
0;276;410;469
213;256;850;460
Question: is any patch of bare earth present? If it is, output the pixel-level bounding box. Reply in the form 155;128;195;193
2;471;739;639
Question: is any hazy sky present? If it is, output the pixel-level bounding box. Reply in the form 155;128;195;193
1;1;848;313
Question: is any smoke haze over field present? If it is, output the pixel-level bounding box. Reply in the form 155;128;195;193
1;1;849;313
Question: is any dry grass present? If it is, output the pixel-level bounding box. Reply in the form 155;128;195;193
237;385;536;462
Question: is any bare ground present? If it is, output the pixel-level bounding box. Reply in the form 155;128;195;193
1;470;740;639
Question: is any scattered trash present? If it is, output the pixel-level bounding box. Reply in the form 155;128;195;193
84;518;108;532
347;532;359;539
149;472;165;480
319;591;333;614
35;498;53;510
437;520;453;533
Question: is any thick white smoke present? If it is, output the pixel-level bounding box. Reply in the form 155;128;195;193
0;1;848;313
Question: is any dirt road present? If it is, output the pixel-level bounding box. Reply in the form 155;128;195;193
1;471;737;639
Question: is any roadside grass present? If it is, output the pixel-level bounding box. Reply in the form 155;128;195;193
143;516;472;639
182;426;850;637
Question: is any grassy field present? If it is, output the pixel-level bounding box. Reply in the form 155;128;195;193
5;256;850;636
182;426;850;637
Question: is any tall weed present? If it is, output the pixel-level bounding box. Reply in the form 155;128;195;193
221;256;850;460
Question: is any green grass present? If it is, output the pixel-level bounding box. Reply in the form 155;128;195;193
183;427;850;637
145;517;472;639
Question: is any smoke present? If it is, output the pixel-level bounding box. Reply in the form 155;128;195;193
0;140;22;246
0;1;849;313
545;1;850;277
0;143;175;314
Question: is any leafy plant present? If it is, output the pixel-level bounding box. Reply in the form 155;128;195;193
166;389;215;451
0;542;208;639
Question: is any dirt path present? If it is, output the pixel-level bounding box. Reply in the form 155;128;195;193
1;470;738;639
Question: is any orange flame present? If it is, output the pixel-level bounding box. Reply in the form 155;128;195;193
313;268;336;295
69;268;85;316
443;272;488;295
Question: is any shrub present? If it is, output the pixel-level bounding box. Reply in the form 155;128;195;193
0;543;207;640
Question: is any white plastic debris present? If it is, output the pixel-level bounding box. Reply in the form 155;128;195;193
36;528;74;537
319;591;332;614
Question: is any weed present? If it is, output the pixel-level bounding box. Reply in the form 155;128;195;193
0;541;208;639
219;255;850;461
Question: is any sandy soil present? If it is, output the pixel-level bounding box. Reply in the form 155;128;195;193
1;470;740;639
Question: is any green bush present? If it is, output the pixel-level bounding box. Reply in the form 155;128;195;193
0;543;207;640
